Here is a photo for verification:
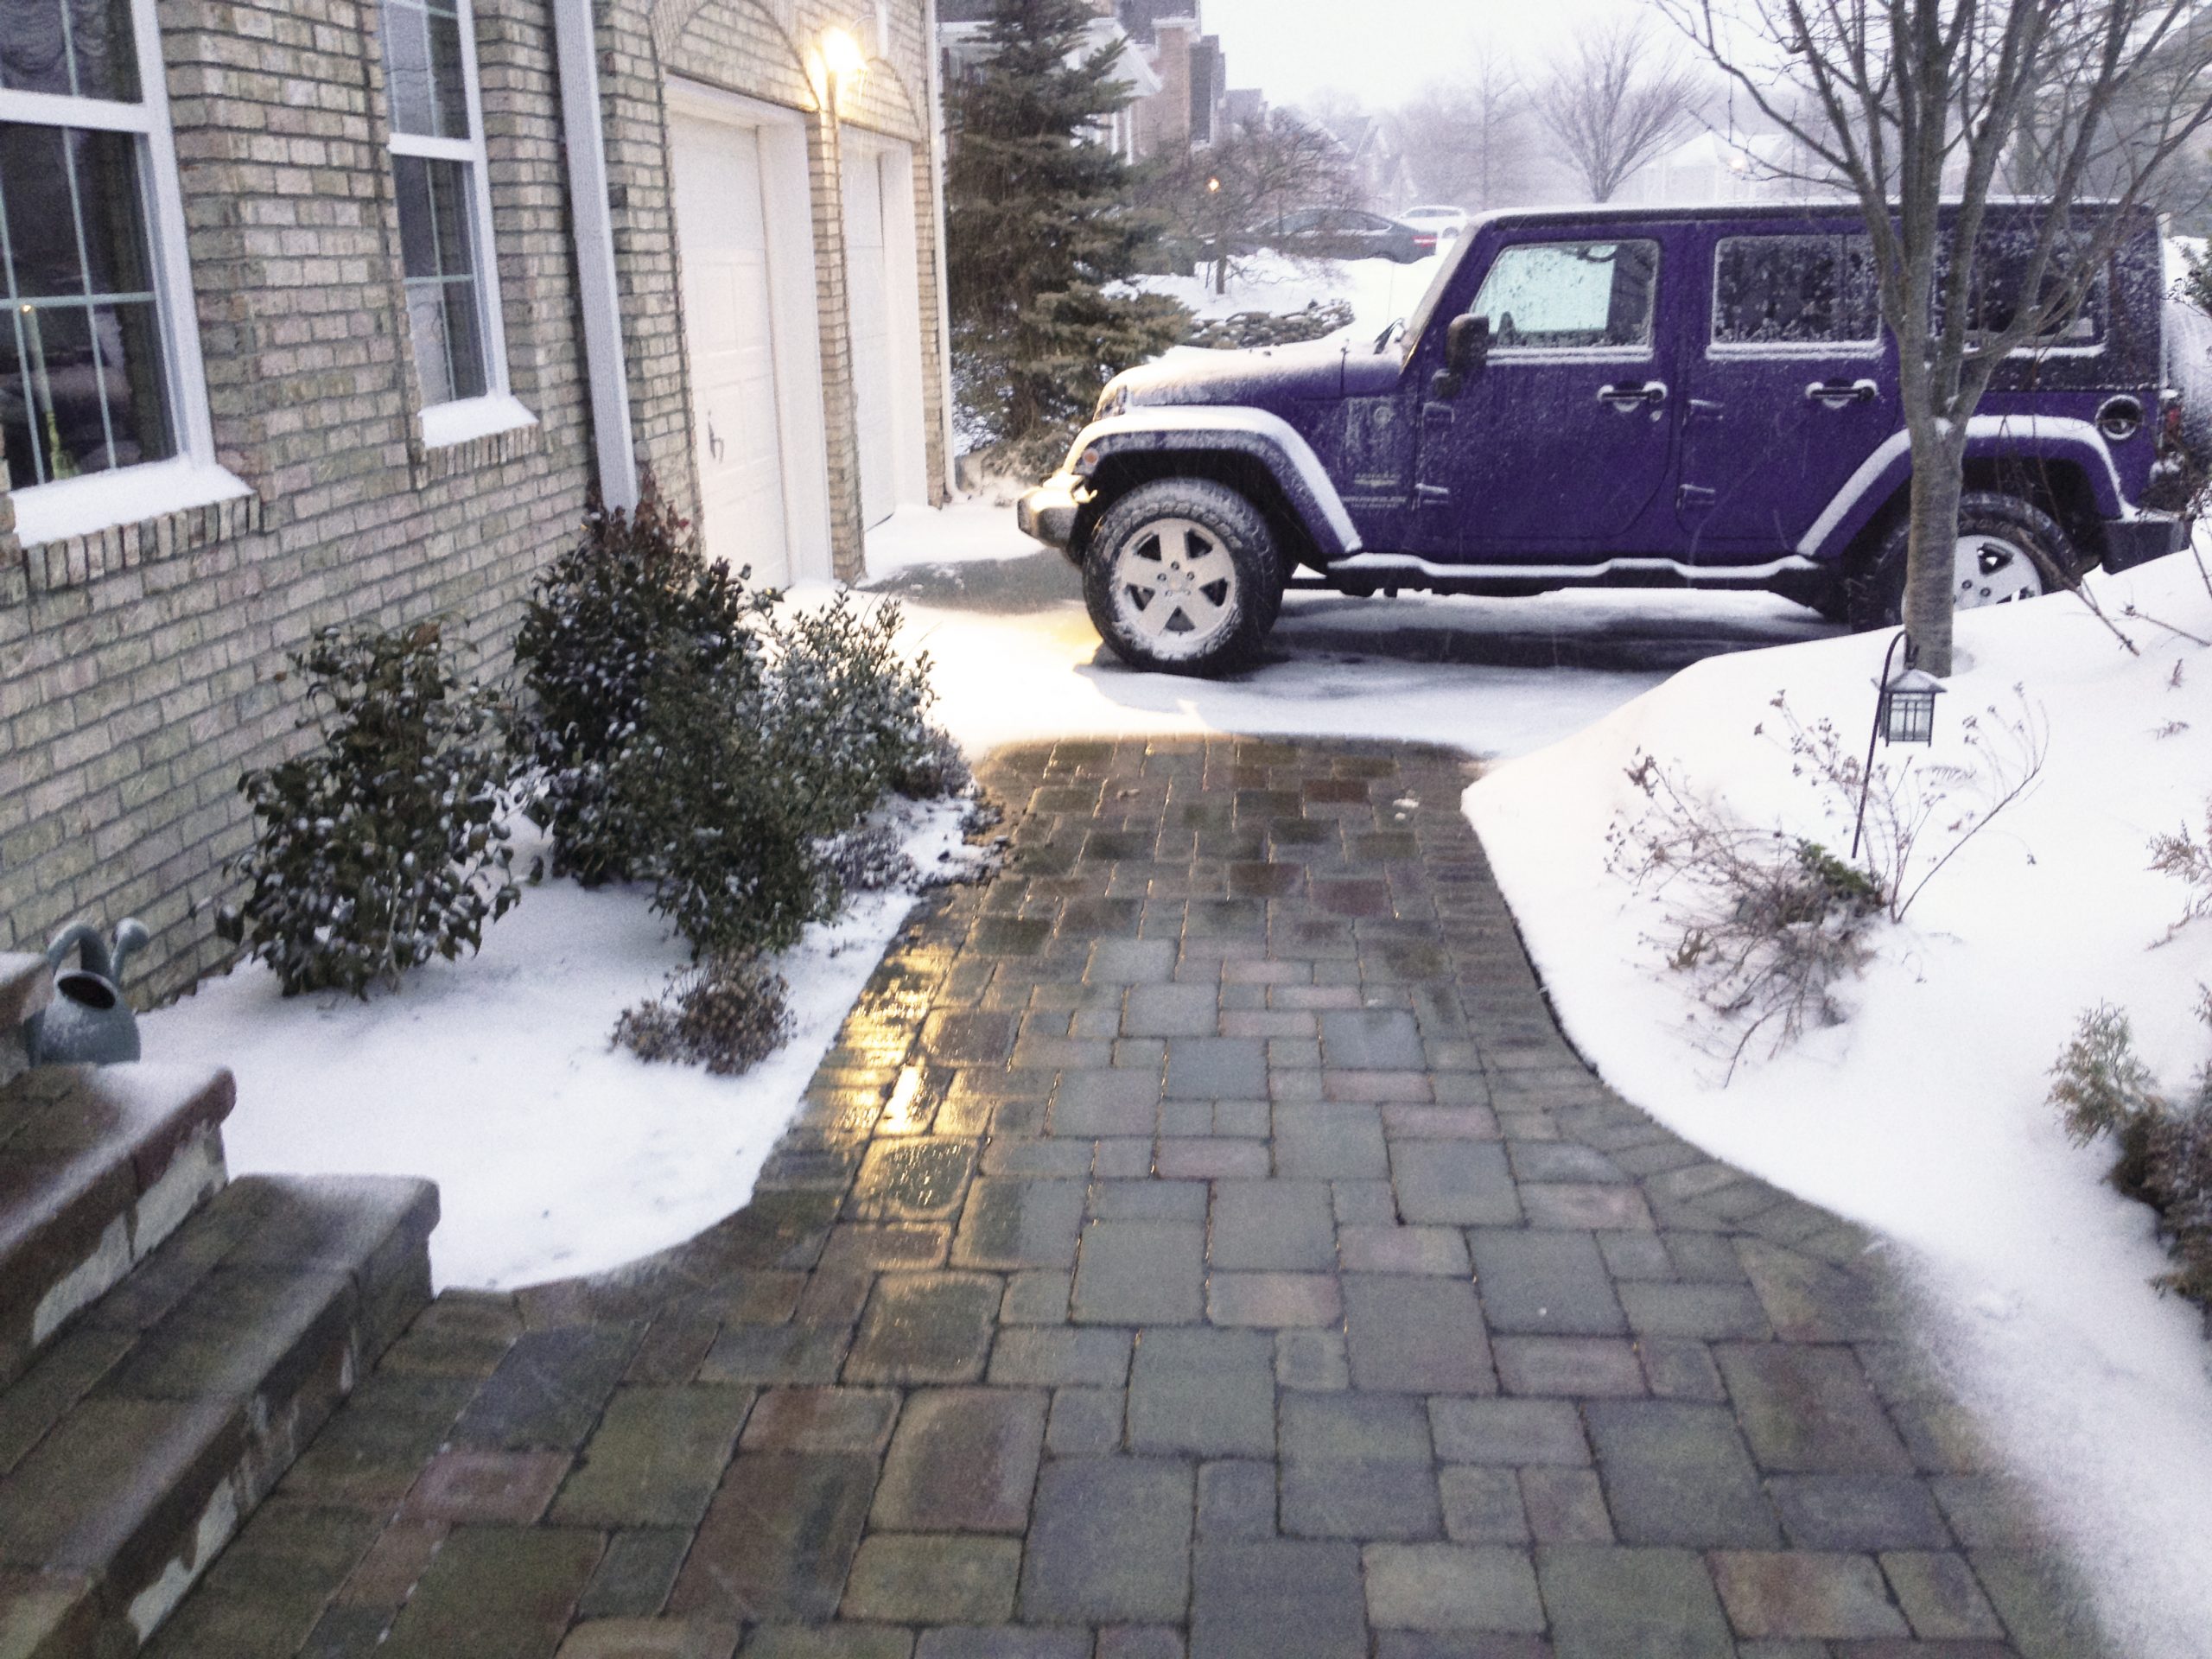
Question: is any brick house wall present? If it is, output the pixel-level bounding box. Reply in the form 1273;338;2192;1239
0;0;951;1000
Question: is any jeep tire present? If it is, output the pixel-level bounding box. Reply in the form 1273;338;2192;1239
1848;491;2078;631
1084;479;1279;676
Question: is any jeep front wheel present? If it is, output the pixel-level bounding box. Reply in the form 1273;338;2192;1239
1848;491;2077;631
1084;480;1277;676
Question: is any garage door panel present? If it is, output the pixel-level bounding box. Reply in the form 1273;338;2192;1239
672;110;790;587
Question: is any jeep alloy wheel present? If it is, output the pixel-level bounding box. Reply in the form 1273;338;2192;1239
1108;518;1238;655
1084;479;1276;676
1851;491;2075;631
1953;530;2045;608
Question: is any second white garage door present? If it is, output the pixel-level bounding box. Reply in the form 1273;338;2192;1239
842;137;930;531
668;86;831;588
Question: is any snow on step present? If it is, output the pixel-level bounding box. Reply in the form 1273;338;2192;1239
0;1065;235;1389
0;1173;438;1658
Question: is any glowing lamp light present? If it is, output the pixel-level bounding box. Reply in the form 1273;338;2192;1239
821;26;867;81
1206;176;1222;193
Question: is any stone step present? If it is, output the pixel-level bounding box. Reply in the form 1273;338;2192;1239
0;956;51;1087
0;1066;236;1391
0;1173;438;1659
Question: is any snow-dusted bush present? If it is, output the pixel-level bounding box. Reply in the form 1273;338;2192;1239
2051;1003;2168;1146
511;481;772;883
221;623;518;996
766;592;942;833
614;953;792;1077
2151;804;2212;942
2052;995;2212;1309
826;820;920;893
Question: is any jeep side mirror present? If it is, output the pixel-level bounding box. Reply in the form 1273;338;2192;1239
1431;313;1490;400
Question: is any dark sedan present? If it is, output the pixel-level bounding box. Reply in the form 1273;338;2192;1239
1259;207;1437;264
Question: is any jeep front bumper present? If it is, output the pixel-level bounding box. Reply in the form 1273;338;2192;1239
2103;510;2190;574
1016;474;1083;556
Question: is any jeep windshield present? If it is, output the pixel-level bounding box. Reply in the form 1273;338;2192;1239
1396;225;1482;361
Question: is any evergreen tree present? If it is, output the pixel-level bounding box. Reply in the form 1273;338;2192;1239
946;0;1187;462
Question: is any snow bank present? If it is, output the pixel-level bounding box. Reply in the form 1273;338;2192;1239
1467;555;2212;1657
1135;247;1447;341
143;799;979;1291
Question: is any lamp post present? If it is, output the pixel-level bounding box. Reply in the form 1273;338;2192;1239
1851;629;1947;861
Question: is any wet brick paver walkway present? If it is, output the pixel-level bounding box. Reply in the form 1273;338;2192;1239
151;738;2101;1659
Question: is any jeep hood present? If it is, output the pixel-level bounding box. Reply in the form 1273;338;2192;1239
1113;339;1351;410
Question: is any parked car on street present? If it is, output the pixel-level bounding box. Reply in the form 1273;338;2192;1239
1019;200;2189;676
1400;204;1472;241
1257;207;1437;264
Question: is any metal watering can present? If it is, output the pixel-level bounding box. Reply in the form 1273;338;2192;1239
24;918;149;1065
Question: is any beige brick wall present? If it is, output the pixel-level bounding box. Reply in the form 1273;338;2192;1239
0;0;951;999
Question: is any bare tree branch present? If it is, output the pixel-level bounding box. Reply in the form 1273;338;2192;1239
1531;22;1707;200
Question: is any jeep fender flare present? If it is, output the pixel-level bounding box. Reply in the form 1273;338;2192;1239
1066;406;1365;562
1797;415;2127;563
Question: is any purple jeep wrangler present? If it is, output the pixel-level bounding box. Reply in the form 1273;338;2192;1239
1018;201;2190;677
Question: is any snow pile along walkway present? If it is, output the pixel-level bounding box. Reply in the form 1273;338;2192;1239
1467;553;2212;1657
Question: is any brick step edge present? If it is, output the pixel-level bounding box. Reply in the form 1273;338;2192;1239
0;957;52;1088
0;1066;237;1391
0;1173;439;1659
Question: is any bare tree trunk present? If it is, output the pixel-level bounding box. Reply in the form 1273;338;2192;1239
1900;432;1968;676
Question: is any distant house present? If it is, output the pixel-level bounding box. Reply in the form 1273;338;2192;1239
1325;111;1415;213
2;0;955;995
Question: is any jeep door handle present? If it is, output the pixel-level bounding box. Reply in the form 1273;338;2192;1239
1806;378;1878;408
1598;381;1667;410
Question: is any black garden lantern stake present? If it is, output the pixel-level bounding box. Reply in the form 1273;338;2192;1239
1853;631;1946;860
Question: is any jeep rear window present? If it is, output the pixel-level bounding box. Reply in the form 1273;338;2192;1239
1713;233;1880;346
1468;239;1659;351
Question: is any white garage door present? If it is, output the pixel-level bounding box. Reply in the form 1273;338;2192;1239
843;140;929;532
671;111;790;587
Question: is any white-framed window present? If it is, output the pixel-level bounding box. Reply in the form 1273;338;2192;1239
0;0;242;544
378;0;529;446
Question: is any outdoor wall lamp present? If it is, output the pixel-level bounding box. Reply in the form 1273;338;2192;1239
818;26;867;114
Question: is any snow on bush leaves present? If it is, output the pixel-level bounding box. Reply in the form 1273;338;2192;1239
221;622;518;997
511;480;772;885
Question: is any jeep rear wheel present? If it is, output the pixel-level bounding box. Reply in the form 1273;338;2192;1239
1848;491;2077;631
1084;480;1278;676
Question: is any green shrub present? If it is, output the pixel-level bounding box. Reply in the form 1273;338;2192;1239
512;481;772;883
221;622;518;996
2051;995;2212;1309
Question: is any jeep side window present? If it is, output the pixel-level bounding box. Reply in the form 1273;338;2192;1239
1712;233;1880;346
1467;239;1659;351
1935;226;2107;346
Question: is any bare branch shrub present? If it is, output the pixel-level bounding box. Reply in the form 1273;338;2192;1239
1608;756;1881;1075
1609;690;2047;1074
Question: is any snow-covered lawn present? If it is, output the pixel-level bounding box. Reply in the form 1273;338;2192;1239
1134;246;1447;343
144;800;980;1290
1467;553;2212;1657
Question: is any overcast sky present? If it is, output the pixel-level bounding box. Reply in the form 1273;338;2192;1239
1201;0;1654;112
